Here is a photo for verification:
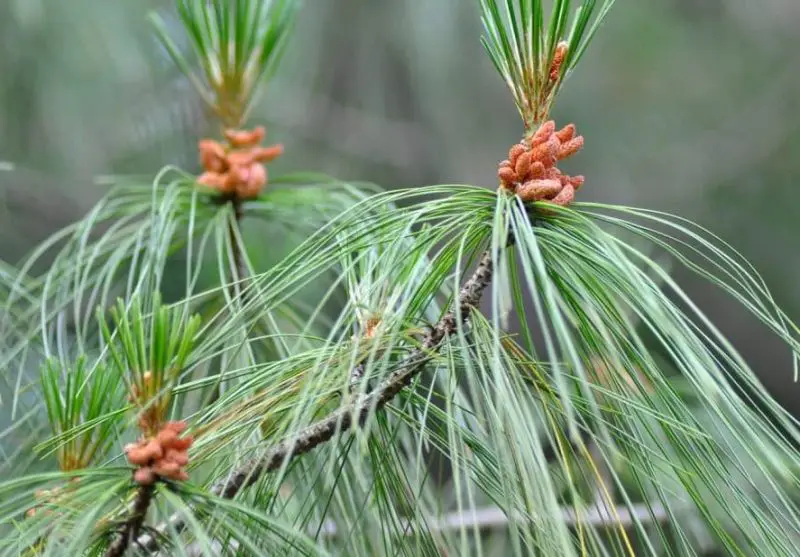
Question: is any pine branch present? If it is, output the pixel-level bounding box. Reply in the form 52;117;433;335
215;248;495;498
104;484;155;557
134;247;499;552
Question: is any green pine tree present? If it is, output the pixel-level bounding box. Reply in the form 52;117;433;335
1;1;799;555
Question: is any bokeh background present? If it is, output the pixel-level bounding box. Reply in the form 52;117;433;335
2;0;799;416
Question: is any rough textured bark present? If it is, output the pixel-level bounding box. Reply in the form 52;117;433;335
104;484;155;557
214;248;495;498
134;247;499;552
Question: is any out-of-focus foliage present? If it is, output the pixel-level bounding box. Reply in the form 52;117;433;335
1;0;799;409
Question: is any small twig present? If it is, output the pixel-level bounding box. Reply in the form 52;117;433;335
135;247;499;551
104;484;155;557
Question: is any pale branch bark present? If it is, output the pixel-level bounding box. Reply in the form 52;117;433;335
184;502;675;555
316;502;673;537
348;361;366;391
134;247;498;553
104;484;155;557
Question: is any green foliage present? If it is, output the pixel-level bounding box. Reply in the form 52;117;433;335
480;0;616;127
151;0;300;126
37;357;126;471
0;1;799;556
98;295;201;436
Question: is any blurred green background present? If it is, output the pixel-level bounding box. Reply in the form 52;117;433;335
2;0;799;415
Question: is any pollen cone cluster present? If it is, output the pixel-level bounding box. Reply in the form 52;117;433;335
125;421;193;485
197;126;283;200
498;120;585;207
